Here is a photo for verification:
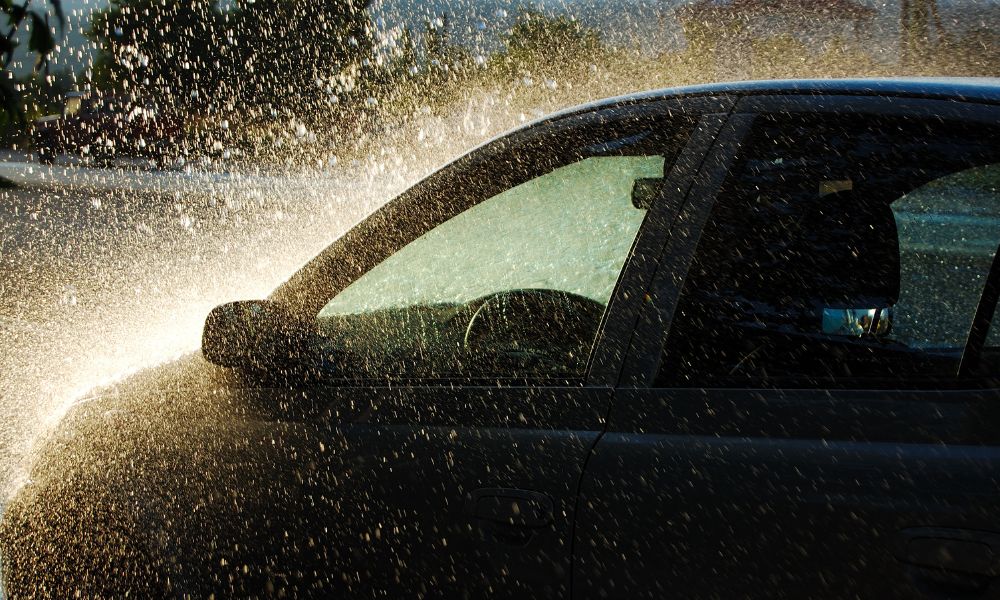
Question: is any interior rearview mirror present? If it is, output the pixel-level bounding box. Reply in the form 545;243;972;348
821;307;893;338
202;300;316;369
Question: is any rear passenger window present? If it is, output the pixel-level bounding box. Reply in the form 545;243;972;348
893;164;1000;351
657;114;1000;387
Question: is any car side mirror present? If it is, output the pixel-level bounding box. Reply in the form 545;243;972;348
631;178;663;210
202;300;316;369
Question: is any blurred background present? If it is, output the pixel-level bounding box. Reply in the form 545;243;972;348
2;0;999;159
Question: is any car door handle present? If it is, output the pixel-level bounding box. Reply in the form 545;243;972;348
468;488;553;529
895;528;1000;595
896;528;1000;576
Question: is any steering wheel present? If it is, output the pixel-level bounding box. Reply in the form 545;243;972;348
462;288;605;372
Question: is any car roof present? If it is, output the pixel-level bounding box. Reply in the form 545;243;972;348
449;78;1000;177
546;77;1000;122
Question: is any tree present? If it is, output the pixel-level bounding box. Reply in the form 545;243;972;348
88;0;376;120
229;0;376;117
89;1;223;109
421;14;470;81
503;9;602;70
900;0;944;66
1;1;65;118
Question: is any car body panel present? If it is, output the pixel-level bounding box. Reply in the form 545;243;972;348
3;88;723;596
2;79;999;598
573;92;1000;599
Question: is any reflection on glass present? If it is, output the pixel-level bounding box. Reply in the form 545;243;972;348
64;97;82;117
822;307;893;337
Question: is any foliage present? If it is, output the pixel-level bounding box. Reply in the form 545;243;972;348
485;8;605;82
32;0;998;165
504;9;602;66
0;0;64;120
88;0;375;121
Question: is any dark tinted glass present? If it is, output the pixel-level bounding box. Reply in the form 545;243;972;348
658;113;1000;387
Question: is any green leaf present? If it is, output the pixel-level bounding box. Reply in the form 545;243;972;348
0;33;13;58
50;0;64;32
9;3;26;27
28;11;54;55
0;77;23;124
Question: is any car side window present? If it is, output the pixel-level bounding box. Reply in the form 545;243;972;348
893;164;1000;352
317;118;696;379
657;113;1000;388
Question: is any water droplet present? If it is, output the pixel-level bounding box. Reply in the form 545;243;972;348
59;285;78;307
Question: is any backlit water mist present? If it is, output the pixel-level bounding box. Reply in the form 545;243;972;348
0;87;622;499
0;2;998;588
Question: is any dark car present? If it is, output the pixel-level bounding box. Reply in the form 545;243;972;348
32;92;183;165
3;78;1000;598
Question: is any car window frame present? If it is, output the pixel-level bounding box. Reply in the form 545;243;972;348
270;95;735;388
624;94;1000;391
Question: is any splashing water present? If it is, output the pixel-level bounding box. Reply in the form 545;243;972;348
0;81;644;501
1;5;998;595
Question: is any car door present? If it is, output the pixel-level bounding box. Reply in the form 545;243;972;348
262;97;734;598
575;94;1000;599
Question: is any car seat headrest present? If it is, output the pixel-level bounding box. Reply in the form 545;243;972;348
798;189;900;308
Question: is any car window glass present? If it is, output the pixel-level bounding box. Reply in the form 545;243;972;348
657;114;1000;388
316;120;693;379
323;156;657;315
892;164;1000;351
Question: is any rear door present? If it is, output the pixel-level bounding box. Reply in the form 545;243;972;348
575;95;1000;599
269;98;734;598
